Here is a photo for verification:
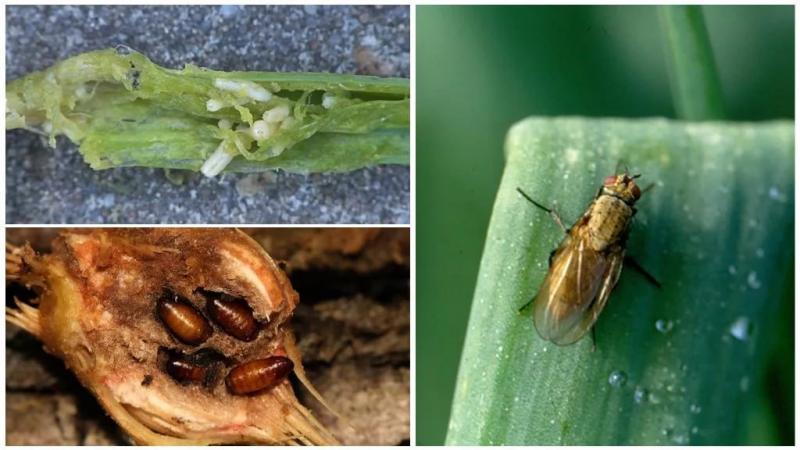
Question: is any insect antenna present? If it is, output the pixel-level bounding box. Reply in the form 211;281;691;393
613;159;627;175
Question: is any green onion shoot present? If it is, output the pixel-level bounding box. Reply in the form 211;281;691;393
6;47;410;177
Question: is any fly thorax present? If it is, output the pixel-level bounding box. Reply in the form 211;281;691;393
586;194;633;251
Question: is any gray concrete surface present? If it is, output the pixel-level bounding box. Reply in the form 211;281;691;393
6;5;409;224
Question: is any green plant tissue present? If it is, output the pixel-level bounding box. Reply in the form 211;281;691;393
447;117;793;445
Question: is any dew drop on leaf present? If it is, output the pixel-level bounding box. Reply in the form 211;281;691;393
746;271;762;289
672;433;689;444
690;404;702;414
740;376;750;392
768;186;787;202
729;316;753;341
655;319;674;334
634;386;648;404
648;391;661;404
608;370;627;388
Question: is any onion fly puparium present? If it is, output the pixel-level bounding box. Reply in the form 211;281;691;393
517;173;659;346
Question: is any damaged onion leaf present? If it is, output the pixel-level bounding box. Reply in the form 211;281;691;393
6;48;409;176
6;229;337;445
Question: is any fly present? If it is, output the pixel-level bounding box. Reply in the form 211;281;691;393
517;173;659;346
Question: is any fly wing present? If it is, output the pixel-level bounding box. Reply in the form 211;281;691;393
532;233;611;345
551;248;625;345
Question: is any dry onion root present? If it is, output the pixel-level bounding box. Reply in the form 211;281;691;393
6;228;337;445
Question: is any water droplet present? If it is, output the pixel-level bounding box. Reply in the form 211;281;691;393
740;376;750;392
747;271;761;289
655;319;674;334
608;370;627;388
755;248;764;258
728;265;737;275
634;386;648;403
672;433;689;444
648;391;661;404
115;44;133;55
768;186;786;202
729;317;753;341
691;426;699;435
690;404;702;414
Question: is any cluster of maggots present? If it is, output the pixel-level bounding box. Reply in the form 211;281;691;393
156;289;293;395
201;78;338;177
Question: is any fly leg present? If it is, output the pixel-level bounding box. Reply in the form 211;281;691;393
516;188;566;233
518;298;535;316
624;256;661;288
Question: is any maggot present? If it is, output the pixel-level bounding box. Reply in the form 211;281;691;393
157;292;213;345
226;356;294;395
202;290;260;341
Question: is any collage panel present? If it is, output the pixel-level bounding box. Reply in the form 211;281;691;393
6;5;410;224
417;5;793;446
5;2;797;448
6;227;409;445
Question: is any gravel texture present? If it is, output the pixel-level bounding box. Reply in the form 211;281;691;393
6;5;410;224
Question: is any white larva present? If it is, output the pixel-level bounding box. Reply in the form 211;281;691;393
213;78;272;103
250;120;272;141
263;104;290;123
201;143;235;177
206;99;224;112
321;93;336;110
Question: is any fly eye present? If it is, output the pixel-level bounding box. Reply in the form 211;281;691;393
631;183;642;199
603;175;618;186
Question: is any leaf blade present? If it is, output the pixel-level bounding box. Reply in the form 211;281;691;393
447;117;793;445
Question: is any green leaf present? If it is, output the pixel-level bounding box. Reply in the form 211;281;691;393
447;117;793;445
79;101;407;173
6;48;409;175
659;6;726;120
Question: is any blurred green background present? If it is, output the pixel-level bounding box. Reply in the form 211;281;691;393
416;5;793;445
